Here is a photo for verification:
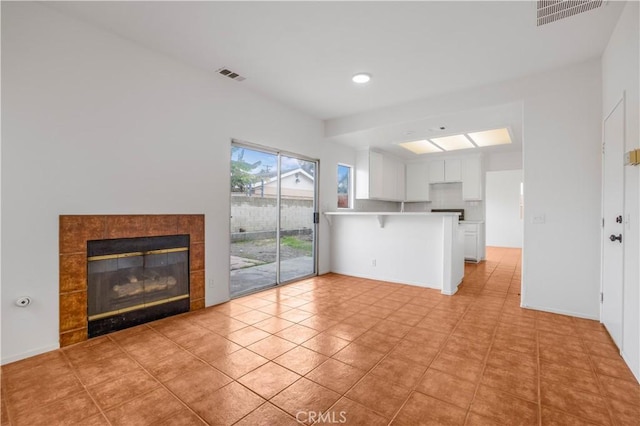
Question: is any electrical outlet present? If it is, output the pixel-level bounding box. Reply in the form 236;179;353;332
208;279;215;288
371;259;376;267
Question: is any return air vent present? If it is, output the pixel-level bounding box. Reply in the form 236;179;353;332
537;0;604;26
216;67;246;82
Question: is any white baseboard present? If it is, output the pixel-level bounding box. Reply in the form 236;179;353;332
329;269;440;291
1;343;60;365
519;303;599;321
441;286;460;296
621;350;640;384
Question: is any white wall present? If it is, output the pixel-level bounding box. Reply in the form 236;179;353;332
318;141;357;274
486;151;523;172
328;214;467;291
486;170;523;248
0;3;357;363
522;64;602;319
602;1;640;381
327;59;604;321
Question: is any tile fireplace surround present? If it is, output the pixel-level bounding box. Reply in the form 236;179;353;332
59;214;205;347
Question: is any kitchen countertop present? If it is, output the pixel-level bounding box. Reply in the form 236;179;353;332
324;211;461;216
323;211;462;229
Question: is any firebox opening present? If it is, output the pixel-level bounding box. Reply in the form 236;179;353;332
87;234;190;338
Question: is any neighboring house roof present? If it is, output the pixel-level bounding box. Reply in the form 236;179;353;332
257;168;314;186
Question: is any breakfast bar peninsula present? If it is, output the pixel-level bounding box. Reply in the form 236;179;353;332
324;212;464;295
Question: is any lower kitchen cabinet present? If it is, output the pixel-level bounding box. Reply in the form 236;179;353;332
461;222;485;262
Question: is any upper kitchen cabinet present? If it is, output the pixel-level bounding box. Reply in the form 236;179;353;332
393;160;406;201
461;157;483;200
428;159;462;183
405;162;430;201
356;149;382;199
356;149;405;201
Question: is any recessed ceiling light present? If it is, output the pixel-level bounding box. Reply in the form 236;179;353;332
430;134;475;151
352;73;371;84
467;128;512;147
398;140;443;154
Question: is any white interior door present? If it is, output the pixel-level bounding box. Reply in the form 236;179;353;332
602;98;625;349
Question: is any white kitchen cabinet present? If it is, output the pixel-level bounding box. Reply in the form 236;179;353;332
464;232;477;260
395;161;406;201
461;222;485;262
369;151;384;199
405;162;430;201
356;149;404;201
428;160;445;183
356;149;381;199
384;155;405;201
382;156;397;200
429;159;462;183
444;159;462;182
462;157;482;200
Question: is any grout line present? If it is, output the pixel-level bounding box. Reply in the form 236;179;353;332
461;266;506;425
15;248;630;426
535;314;620;425
536;324;542;426
1;377;15;426
387;290;491;424
102;328;208;424
576;320;619;426
59;349;113;425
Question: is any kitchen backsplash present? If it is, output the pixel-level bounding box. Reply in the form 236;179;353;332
355;199;399;212
403;182;485;221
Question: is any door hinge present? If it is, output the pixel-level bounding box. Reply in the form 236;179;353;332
602;218;605;228
313;212;320;224
600;292;604;303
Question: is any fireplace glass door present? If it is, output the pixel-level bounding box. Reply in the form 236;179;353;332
87;235;189;337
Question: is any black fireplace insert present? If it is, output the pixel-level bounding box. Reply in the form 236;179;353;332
87;234;190;338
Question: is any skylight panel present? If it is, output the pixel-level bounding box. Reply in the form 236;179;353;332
430;134;475;151
398;140;443;154
467;128;512;147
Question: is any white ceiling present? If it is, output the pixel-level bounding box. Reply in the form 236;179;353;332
46;1;624;157
331;101;525;160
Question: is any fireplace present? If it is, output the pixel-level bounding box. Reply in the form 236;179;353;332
59;214;205;347
87;235;190;337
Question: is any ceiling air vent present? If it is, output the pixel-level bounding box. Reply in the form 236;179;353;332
216;67;246;82
537;0;604;26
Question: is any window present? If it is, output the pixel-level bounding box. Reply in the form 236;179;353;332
337;164;352;209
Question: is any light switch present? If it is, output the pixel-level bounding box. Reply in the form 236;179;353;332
532;214;546;224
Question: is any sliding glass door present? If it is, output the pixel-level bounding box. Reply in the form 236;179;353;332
278;156;316;283
230;142;317;297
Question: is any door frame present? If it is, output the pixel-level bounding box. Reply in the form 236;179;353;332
277;153;320;285
600;93;626;338
230;139;319;295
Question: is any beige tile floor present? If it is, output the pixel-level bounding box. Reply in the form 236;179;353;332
2;247;639;425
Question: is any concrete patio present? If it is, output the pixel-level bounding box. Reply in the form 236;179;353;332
230;256;314;296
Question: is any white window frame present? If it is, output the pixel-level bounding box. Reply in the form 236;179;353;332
337;163;354;209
